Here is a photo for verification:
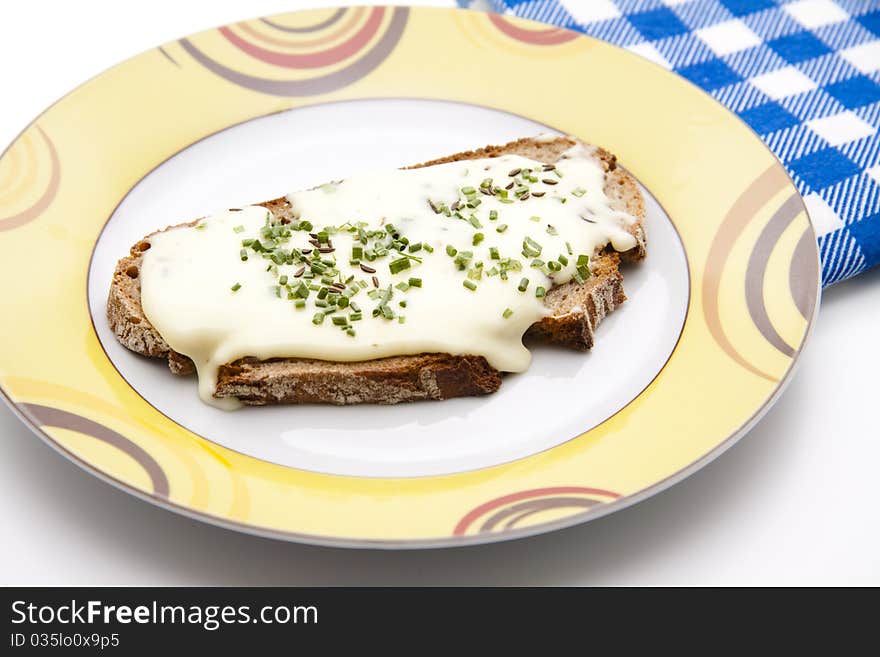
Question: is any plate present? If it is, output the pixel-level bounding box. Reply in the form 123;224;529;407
0;6;819;547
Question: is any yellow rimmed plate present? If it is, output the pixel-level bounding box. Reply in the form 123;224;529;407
0;6;819;548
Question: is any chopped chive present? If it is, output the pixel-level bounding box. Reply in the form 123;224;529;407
558;254;569;266
446;245;457;257
461;186;476;196
502;308;513;319
462;279;477;291
496;224;508;233
575;253;592;281
240;249;248;261
346;328;356;337
423;244;434;253
518;278;529;292
489;246;500;260
312;312;325;325
233;225;245;233
331;316;348;326
230;283;241;292
473;232;485;246
489;210;498;221
408;277;422;288
396;251;422;264
530;215;541;223
522;237;543;258
548;260;562;272
453;251;473;270
535;286;546;298
389;257;411;275
398;316;406;324
566;241;573;255
294;299;306;309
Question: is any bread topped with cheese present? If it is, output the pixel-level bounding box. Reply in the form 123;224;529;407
108;136;646;407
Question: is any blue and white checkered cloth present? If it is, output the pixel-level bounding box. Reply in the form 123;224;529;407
461;0;880;286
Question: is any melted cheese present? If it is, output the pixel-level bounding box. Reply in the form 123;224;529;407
139;143;637;408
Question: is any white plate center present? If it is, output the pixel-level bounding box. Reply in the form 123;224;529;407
88;99;689;477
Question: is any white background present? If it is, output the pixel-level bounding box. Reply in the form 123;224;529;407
1;0;878;585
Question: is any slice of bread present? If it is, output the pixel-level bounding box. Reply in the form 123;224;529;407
108;136;646;405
